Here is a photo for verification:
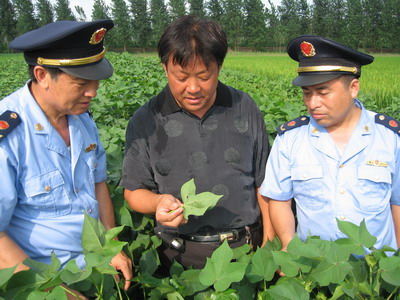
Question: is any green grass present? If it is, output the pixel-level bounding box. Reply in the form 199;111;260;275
1;51;399;117
223;52;400;107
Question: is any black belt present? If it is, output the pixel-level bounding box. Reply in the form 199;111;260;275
179;222;260;243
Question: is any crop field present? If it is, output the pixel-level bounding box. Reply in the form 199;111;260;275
1;52;400;299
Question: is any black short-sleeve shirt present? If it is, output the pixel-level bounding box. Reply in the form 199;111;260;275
121;81;269;234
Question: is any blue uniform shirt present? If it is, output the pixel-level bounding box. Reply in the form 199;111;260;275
0;83;107;268
261;100;400;249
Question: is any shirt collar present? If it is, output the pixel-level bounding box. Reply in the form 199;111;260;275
156;81;232;117
21;81;52;135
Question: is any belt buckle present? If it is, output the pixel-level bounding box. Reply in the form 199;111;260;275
219;230;238;242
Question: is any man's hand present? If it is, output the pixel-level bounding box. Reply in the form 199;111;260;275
155;194;186;227
110;251;133;291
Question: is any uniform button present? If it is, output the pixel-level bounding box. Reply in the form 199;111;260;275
93;163;97;169
89;209;92;214
339;188;345;194
44;185;51;191
339;164;344;168
340;216;346;220
75;188;79;193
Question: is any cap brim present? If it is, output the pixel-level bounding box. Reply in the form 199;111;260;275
292;74;342;86
60;58;113;80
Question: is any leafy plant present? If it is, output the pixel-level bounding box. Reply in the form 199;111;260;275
1;53;400;299
0;213;128;300
179;178;223;219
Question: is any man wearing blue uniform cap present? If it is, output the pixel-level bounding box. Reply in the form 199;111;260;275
260;35;400;255
0;20;132;294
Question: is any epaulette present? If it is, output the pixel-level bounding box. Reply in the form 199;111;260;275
375;113;400;135
277;116;310;135
0;110;21;142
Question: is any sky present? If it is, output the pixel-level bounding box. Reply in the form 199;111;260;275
43;0;281;20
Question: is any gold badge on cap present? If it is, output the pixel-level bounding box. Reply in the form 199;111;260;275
300;41;316;57
89;28;107;45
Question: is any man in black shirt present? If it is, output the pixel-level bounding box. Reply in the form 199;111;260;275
121;15;274;270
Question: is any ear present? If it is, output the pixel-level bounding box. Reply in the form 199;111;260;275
349;78;360;99
33;66;50;89
162;63;168;77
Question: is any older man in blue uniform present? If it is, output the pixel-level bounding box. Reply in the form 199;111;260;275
0;20;132;292
261;35;400;252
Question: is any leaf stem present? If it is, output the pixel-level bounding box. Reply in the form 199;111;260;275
113;274;124;300
60;285;82;299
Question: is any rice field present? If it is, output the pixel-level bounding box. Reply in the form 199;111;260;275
223;52;400;112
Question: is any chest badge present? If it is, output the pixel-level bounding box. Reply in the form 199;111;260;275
365;160;388;167
85;143;97;152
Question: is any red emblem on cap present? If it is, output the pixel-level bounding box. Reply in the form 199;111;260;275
89;28;107;45
300;41;316;57
389;120;398;127
0;120;9;130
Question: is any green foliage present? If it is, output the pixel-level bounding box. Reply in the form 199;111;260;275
180;178;223;219
36;0;54;27
0;214;127;299
54;0;76;21
14;0;37;36
3;213;400;299
1;53;400;299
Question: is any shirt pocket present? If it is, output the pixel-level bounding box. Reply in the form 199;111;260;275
22;170;71;218
356;166;391;212
291;165;326;210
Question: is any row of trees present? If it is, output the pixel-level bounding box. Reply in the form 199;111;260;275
1;0;400;53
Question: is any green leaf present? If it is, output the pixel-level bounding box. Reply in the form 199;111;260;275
183;192;223;219
308;240;353;286
2;270;46;299
84;253;117;275
199;240;247;291
82;212;106;253
336;219;377;250
246;247;278;283
180;178;223;218
181;178;196;201
177;269;208;296
287;235;321;258
0;265;17;287
60;259;92;285
104;225;125;242
170;260;185;277
232;243;251;262
265;278;310;300
139;249;160;275
379;256;400;286
42;285;68;300
132;273;162;287
166;291;185;300
271;251;300;277
311;260;352;286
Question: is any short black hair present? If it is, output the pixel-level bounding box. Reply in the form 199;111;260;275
28;65;64;83
158;15;228;69
340;74;358;86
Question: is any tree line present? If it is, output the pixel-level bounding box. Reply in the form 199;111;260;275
1;0;399;53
